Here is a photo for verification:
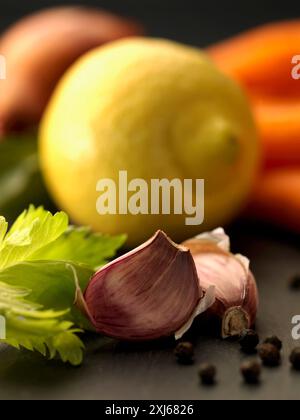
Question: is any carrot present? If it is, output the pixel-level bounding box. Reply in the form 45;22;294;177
249;168;300;231
208;20;300;168
208;20;300;98
252;98;300;167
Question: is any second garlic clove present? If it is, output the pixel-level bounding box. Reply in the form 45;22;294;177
183;228;259;338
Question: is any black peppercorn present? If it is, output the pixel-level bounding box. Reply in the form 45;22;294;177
240;360;261;384
174;342;194;365
239;329;260;353
290;347;300;370
258;343;281;367
263;336;282;351
198;363;216;385
289;275;300;290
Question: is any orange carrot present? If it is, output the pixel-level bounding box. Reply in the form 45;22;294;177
208;20;300;98
208;20;300;168
249;168;300;231
252;98;300;167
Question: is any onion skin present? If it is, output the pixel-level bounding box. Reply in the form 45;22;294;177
182;229;259;338
0;6;144;136
83;231;215;341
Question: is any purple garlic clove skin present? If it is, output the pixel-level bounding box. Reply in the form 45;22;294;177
84;231;215;341
182;228;259;338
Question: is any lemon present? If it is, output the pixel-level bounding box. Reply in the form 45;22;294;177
39;38;259;247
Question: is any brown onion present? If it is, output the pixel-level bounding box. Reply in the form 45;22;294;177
0;6;143;136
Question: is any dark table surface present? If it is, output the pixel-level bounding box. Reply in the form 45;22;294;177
1;0;300;401
0;222;300;400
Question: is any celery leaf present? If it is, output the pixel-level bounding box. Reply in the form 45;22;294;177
31;227;127;270
0;260;94;329
0;206;68;270
0;282;84;366
0;206;126;365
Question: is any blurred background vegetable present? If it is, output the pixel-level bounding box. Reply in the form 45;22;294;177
0;133;52;222
1;3;300;238
0;5;144;224
208;20;300;169
208;20;300;232
249;168;300;232
0;6;143;137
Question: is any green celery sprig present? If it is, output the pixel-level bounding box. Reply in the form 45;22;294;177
0;206;126;365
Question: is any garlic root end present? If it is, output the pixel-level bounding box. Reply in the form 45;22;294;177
222;306;250;338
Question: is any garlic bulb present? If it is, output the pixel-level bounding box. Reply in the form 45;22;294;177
182;228;258;338
83;231;215;341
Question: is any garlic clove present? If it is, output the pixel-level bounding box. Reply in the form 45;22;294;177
84;231;215;341
194;228;231;252
183;229;258;338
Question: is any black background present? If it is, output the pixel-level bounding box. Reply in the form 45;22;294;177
1;0;300;401
2;0;300;46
